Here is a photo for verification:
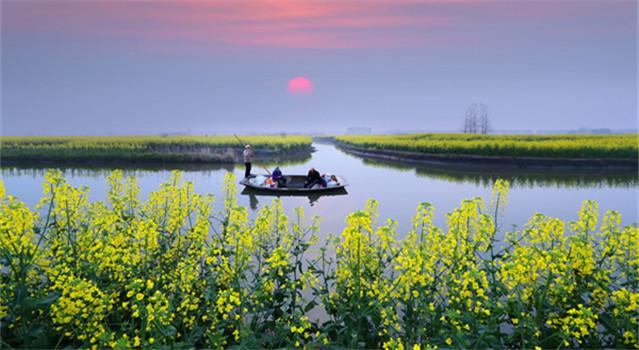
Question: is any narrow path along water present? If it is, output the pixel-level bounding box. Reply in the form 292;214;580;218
1;143;637;237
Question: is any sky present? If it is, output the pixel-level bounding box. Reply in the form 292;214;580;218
1;0;637;135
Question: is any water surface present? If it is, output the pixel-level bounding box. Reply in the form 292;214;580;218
2;143;637;237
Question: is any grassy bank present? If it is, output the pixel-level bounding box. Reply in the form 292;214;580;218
335;134;639;159
359;157;639;189
1;172;637;349
0;135;312;164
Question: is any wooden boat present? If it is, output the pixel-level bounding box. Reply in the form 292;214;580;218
239;175;348;193
241;186;348;198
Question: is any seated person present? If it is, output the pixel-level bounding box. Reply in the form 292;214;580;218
304;167;326;188
323;174;340;186
271;167;286;187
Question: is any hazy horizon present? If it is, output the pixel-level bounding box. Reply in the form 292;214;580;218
2;0;637;136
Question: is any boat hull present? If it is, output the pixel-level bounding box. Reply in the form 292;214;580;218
239;175;348;193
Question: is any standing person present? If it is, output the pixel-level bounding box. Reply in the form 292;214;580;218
243;144;254;178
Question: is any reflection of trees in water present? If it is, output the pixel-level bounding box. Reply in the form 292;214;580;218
260;156;312;168
360;158;639;189
1;164;233;178
0;156;312;179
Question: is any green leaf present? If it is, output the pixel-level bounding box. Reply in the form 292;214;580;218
25;292;60;310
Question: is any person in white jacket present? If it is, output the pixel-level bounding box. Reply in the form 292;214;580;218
243;144;254;178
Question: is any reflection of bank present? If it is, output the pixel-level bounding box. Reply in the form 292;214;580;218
0;154;315;178
335;147;639;189
241;187;348;207
0;163;236;179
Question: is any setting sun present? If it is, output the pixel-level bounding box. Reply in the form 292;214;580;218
287;76;313;94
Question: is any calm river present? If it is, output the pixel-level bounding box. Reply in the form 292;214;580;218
1;143;637;237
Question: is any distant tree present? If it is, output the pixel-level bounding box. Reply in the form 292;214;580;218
463;103;490;134
464;104;477;133
478;103;490;134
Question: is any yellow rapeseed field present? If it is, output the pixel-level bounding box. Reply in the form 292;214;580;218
0;172;637;349
0;135;312;163
336;133;639;159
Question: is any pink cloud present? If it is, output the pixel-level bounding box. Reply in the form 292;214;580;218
3;0;629;51
2;1;454;49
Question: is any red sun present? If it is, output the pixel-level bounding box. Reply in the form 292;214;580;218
288;77;313;94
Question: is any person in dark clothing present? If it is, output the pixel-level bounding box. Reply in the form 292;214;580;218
271;167;286;187
243;144;254;178
304;167;325;188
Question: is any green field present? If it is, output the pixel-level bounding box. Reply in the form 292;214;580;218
0;135;312;163
336;134;639;159
1;172;637;349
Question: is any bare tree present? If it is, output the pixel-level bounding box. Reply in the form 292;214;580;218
463;112;471;133
478;103;490;134
463;103;490;134
464;104;477;133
